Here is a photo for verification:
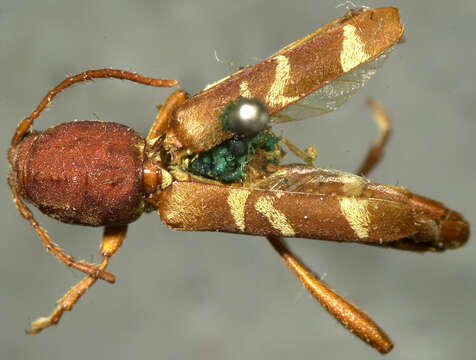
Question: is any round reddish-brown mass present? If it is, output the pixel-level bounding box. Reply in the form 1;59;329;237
11;121;146;226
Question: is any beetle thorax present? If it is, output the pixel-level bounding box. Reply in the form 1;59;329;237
10;121;147;226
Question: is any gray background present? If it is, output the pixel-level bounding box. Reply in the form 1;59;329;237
1;1;475;359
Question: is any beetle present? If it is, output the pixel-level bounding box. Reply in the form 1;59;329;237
7;7;469;354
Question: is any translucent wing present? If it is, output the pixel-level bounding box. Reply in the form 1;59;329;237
271;52;389;123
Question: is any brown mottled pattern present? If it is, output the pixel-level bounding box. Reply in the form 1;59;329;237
11;121;146;226
158;166;469;250
158;182;236;231
158;180;417;243
254;165;469;250
167;7;403;153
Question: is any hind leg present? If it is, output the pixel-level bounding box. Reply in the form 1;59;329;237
267;235;393;354
356;99;392;176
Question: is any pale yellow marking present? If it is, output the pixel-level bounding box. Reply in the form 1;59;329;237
265;55;299;107
255;195;295;237
239;81;252;98
173;108;210;143
305;145;318;160
147;136;159;147
339;173;366;197
227;189;250;232
160;169;173;190
161;186;191;227
339;198;370;238
168;167;191;182
340;24;371;72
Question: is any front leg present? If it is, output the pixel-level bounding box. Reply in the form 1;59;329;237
27;226;127;334
9;177;116;283
147;90;188;142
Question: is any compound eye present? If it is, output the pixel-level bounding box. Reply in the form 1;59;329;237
224;97;270;137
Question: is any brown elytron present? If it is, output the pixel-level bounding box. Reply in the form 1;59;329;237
7;8;469;354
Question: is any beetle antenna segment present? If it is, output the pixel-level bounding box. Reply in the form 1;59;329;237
11;69;178;148
8;69;177;283
267;235;393;354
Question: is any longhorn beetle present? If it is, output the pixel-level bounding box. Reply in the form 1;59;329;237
8;7;470;354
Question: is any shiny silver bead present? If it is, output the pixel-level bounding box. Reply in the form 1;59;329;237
226;97;270;137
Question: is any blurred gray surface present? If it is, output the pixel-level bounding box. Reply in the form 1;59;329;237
1;1;475;359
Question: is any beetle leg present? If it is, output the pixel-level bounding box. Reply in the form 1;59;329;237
280;136;318;166
356;99;392;176
147;90;188;142
8;176;117;282
26;226;127;334
9;69;177;282
267;235;393;354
